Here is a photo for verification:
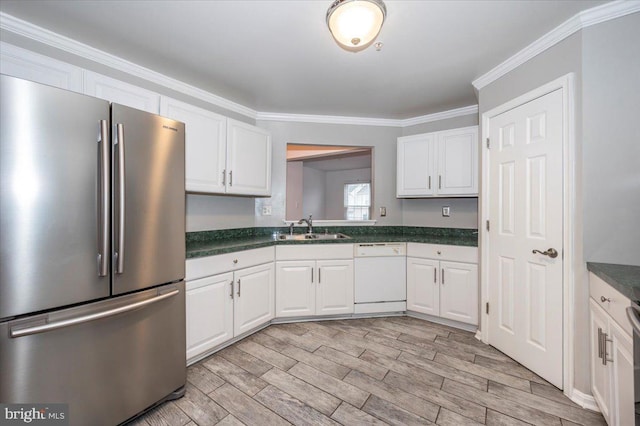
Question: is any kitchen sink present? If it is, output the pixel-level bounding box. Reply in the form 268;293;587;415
277;233;351;241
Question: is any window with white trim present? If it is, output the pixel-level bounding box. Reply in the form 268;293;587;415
344;183;371;220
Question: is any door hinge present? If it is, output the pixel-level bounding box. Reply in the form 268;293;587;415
486;302;489;314
486;138;490;149
486;220;490;231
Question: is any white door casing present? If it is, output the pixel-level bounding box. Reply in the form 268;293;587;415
486;88;565;388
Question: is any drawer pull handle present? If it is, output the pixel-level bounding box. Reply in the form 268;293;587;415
600;296;611;303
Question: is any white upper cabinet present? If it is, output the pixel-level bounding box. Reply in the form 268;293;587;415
160;100;272;197
84;71;160;114
160;98;227;193
397;126;478;197
0;42;82;92
226;118;272;196
397;133;436;197
437;127;478;195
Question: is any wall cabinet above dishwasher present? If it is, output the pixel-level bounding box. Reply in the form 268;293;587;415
160;97;272;196
397;126;478;198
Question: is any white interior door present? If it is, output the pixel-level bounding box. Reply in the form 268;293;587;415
487;89;564;388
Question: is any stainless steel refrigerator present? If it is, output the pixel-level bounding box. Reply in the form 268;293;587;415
0;75;186;425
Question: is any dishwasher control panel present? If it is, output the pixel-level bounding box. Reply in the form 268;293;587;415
354;243;406;257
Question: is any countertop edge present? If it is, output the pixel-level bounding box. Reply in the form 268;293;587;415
587;262;640;302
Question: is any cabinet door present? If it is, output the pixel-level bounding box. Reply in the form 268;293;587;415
406;257;440;316
439;261;478;325
0;43;82;92
316;260;354;316
185;272;234;361
275;261;315;318
226;118;272;196
397;133;435;197
234;263;275;336
160;97;227;193
590;299;612;423
610;319;634;426
436;126;478;195
84;71;160;113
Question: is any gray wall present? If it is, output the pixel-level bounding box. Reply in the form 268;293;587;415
325;168;372;220
286;161;303;220
582;13;640;265
302;166;326;219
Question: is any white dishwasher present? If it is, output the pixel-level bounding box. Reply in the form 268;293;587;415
354;243;406;314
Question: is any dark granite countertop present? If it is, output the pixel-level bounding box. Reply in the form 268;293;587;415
587;262;640;302
187;226;478;259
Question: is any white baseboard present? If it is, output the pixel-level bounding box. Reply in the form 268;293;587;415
569;388;600;412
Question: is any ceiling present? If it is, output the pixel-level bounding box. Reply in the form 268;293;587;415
0;0;607;119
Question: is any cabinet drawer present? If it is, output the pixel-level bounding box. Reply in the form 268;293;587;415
186;247;274;280
276;244;353;261
407;243;477;263
589;272;631;335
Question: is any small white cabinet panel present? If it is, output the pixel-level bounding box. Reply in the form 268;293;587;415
160;97;227;193
316;260;354;316
275;261;315;317
406;243;478;326
439;261;478;324
589;272;634;426
397;126;478;197
84;71;160;113
437;127;478;195
407;258;439;316
234;263;275;336
186;272;234;360
226;119;272;196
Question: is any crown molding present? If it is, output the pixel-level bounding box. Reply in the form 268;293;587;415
255;111;402;127
472;0;640;90
256;105;478;127
0;12;258;119
400;105;478;127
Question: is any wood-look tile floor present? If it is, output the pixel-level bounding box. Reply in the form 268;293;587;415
129;317;605;426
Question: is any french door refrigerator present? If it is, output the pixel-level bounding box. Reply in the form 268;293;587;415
0;75;186;425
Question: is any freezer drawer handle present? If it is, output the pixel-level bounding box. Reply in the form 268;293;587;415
10;289;179;338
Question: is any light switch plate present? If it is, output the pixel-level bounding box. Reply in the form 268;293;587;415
379;207;387;217
262;206;272;216
442;206;450;217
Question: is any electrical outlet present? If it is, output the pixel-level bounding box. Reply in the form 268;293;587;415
379;206;387;217
262;206;272;216
442;206;450;217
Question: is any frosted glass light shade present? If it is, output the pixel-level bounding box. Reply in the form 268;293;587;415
326;0;386;52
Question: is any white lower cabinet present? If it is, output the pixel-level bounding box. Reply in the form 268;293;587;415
275;245;354;318
589;272;633;426
406;243;478;326
185;247;274;362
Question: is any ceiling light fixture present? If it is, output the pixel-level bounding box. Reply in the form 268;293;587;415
326;0;386;52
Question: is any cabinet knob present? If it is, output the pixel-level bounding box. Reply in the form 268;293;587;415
233;259;238;264
600;296;611;303
437;251;441;255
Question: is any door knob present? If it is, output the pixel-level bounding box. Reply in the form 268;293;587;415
532;248;558;258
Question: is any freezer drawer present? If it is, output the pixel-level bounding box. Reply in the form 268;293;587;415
0;282;186;426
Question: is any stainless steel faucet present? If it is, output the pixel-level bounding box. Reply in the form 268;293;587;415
288;222;295;235
298;215;313;234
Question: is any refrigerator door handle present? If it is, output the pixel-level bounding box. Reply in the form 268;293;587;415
98;119;110;277
115;123;126;274
10;289;179;338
